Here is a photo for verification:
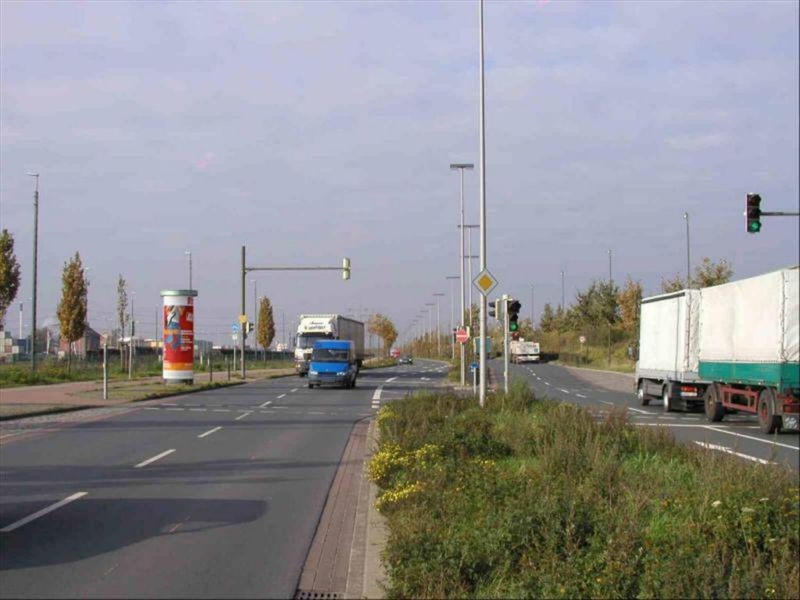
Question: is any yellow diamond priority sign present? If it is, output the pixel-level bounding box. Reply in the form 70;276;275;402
239;314;248;324
473;268;498;297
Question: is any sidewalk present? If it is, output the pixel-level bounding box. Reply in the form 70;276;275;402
0;368;294;419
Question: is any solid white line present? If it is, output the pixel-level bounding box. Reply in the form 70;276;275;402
235;411;252;421
386;377;397;383
259;400;272;408
1;492;88;533
694;441;773;465
704;426;799;451
576;393;587;398
134;449;176;468
198;426;222;439
372;387;383;401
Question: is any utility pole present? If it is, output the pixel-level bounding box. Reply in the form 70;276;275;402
450;163;473;386
252;279;258;362
27;173;39;370
607;249;613;367
18;302;23;347
683;212;691;287
241;246;247;379
185;250;192;290
560;270;565;311
531;285;535;331
434;293;445;358
478;0;488;408
502;294;509;394
128;291;135;379
446;275;459;360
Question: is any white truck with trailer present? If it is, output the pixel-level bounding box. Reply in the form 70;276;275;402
510;340;541;364
635;266;799;433
294;314;365;376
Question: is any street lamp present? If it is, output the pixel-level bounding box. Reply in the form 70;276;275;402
129;290;136;379
433;293;445;358
477;0;489;408
450;162;474;386
446;275;459;359
27;172;39;370
185;250;192;290
683;212;691;287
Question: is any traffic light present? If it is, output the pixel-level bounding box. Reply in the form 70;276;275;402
342;257;351;280
488;300;497;319
245;321;254;334
746;193;762;234
508;300;521;333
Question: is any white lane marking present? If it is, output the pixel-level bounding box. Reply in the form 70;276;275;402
372;387;383;401
1;492;88;533
421;377;431;381
144;407;160;411
559;389;570;394
600;400;614;406
161;403;178;407
544;382;551;386
694;441;773;465
291;388;299;393
704;426;799;451
167;408;184;411
259;400;273;408
386;377;397;383
235;411;252;421
190;408;207;412
198;426;222;439
274;406;287;409
134;449;176;468
277;394;287;399
627;407;651;414
576;393;587;398
213;409;230;413
309;411;325;415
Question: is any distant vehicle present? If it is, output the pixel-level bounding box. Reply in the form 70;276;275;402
635;266;799;433
294;314;364;376
390;348;401;359
308;340;358;389
397;355;413;365
510;340;540;363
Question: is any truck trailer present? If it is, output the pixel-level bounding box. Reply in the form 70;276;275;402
510;340;541;363
635;266;799;433
294;314;365;376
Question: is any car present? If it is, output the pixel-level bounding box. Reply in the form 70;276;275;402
397;355;413;365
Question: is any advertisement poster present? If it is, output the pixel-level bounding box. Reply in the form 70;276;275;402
163;296;194;380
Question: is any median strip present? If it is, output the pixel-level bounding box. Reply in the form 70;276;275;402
0;492;88;533
134;449;176;468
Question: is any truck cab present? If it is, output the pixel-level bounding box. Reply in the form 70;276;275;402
308;340;358;389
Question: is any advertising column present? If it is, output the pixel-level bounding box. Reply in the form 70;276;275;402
161;289;198;383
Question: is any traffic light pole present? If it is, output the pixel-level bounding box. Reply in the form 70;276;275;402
503;295;509;394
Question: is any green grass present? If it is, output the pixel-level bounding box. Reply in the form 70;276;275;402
0;359;162;387
370;381;800;599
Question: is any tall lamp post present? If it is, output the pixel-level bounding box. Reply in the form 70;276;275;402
446;275;459;359
185;250;192;290
27;173;39;370
433;293;445;358
251;279;258;361
450;163;474;386
530;285;535;331
683;212;691;287
607;249;613;367
477;0;488;408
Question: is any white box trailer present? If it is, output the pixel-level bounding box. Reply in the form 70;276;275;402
635;266;799;432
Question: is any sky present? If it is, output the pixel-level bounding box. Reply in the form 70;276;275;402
1;0;798;347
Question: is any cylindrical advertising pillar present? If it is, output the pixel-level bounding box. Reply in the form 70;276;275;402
160;289;198;383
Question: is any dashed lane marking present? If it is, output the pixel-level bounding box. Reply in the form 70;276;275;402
559;389;570;394
600;400;614;406
235;411;252;421
277;394;287;399
627;407;651;415
134;449;176;468
386;377;397;383
576;393;587;398
213;409;230;413
291;388;299;393
372;387;383;401
259;400;272;408
1;492;88;533
544;382;550;386
694;441;773;465
198;426;222;439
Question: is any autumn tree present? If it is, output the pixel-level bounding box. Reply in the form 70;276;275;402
0;229;22;330
539;303;557;333
57;252;88;373
257;297;276;352
117;274;129;367
618;277;643;332
368;313;398;356
661;257;733;293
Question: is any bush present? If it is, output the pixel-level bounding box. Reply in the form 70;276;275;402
371;384;800;599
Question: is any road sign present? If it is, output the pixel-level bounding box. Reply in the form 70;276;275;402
239;314;248;324
579;335;586;344
470;362;478;370
232;324;240;333
474;337;492;354
456;328;470;344
473;268;498;296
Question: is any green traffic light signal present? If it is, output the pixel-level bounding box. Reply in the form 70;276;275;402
509;322;519;332
746;193;762;234
748;220;762;233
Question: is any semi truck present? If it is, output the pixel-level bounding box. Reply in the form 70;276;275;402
510;340;540;363
635;266;799;433
294;314;365;376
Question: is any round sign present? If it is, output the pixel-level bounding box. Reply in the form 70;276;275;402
579;335;586;344
456;328;470;344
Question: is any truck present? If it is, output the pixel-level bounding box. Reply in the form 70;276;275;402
294;314;365;376
510;339;540;363
635;266;799;433
308;340;359;389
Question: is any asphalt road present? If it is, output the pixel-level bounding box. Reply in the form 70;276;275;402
0;360;448;599
499;360;800;472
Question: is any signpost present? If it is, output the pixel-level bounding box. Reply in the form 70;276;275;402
456;327;470;344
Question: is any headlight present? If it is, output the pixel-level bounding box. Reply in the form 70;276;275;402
336;371;346;376
309;370;318;375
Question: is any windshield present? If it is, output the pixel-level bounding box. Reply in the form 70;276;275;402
297;333;329;349
311;348;350;362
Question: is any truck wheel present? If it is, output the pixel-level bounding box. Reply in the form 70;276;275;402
637;381;650;406
307;382;314;389
662;384;673;413
757;389;782;434
704;384;725;422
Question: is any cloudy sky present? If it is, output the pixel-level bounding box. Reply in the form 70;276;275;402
1;0;798;346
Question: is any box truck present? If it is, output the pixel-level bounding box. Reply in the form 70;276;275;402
294;314;365;376
635;266;799;433
510;340;540;363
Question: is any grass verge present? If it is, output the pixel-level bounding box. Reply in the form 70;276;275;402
370;381;799;599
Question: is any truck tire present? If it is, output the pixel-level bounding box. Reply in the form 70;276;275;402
662;384;673;412
704;384;725;422
757;389;782;434
637;381;650;406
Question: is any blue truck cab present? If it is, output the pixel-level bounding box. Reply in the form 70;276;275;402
308;340;358;389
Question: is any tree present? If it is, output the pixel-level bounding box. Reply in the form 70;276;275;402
539;303;556;333
618;277;643;332
57;252;88;373
0;229;22;330
117;275;128;367
257;297;276;351
662;257;733;292
660;274;685;293
368;313;398;356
